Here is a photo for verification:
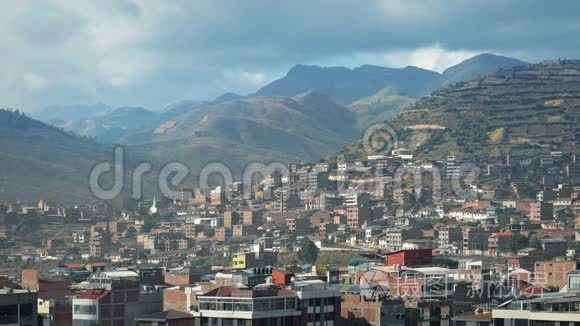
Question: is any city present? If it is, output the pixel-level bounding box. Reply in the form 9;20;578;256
2;147;580;325
2;1;580;326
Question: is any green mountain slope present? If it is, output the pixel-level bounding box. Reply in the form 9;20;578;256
339;60;580;161
0;110;111;204
122;91;360;173
347;87;416;131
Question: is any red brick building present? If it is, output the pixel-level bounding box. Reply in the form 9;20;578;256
385;249;432;267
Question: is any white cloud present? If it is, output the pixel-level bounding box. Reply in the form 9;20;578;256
1;0;578;111
381;44;479;73
238;72;267;87
22;72;49;91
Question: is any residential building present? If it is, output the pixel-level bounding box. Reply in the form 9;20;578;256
534;260;577;289
493;271;580;324
530;201;554;224
71;270;162;326
194;286;300;326
385;249;432;267
382;229;423;252
0;287;38;326
340;285;405;326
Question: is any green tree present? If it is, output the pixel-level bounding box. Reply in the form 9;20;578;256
508;234;529;253
402;192;416;211
530;237;543;250
142;213;159;232
298;238;319;265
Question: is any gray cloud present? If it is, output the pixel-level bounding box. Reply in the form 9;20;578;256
2;0;580;111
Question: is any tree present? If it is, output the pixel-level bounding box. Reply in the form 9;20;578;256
298;238;319;265
402;192;416;211
530;237;543;250
142;213;159;232
508;234;529;253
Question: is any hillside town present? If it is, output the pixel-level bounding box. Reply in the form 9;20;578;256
2;150;580;325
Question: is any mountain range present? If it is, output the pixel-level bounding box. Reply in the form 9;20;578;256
255;53;527;104
3;53;539;203
122;91;360;173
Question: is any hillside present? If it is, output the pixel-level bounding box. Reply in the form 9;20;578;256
339;60;580;161
347;87;416;131
122;92;360;173
0;110;111;204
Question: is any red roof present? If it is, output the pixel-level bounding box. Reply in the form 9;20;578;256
202;286;296;298
203;286;233;297
277;288;297;297
77;289;110;300
86;262;108;267
492;232;512;237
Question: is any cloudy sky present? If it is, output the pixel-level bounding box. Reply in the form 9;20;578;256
3;0;580;112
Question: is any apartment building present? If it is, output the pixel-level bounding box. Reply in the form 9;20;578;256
71;270;162;326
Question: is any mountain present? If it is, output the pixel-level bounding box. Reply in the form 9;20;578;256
440;53;528;86
32;103;110;125
0;109;111;204
213;92;244;103
255;64;440;105
339;60;580;161
63;106;165;143
121;91;360;173
254;54;526;107
160;100;209;118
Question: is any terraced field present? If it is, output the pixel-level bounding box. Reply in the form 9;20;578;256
338;60;580;161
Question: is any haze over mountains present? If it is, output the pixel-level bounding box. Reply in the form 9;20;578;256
123;91;360;173
33;53;528;142
255;53;527;104
1;53;541;202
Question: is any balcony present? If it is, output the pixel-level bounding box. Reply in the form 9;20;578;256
197;296;299;319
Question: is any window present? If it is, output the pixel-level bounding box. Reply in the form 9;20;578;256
233;302;251;312
74;304;97;315
72;320;99;326
113;291;124;303
0;304;18;324
126;290;139;302
570;276;580;289
19;303;33;317
273;299;285;310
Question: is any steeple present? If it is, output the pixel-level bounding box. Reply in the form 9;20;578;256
149;196;158;214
